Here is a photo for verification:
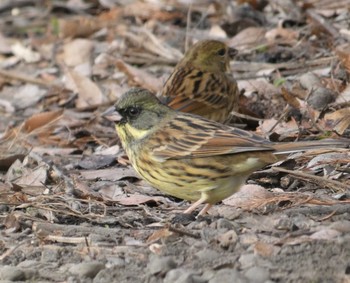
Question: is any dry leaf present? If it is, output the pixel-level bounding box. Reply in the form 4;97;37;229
113;194;167;205
335;43;350;73
58;16;103;38
223;184;272;207
11;42;41;63
147;228;173;244
265;26;299;45
62;39;93;67
281;87;301;109
63;67;104;108
115;60;163;93
24;110;64;133
324;108;350;134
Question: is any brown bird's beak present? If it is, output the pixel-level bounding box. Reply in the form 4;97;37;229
102;106;122;123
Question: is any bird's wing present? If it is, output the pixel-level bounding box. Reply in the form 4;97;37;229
160;66;237;111
150;114;273;161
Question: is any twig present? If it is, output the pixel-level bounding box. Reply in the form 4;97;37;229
185;3;192;52
313;209;338;221
306;9;340;39
230;110;264;122
168;224;200;239
0;68;58;87
272;167;349;192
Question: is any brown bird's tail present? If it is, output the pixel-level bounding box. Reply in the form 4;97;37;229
272;139;349;155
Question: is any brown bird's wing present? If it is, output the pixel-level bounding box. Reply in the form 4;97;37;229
150;114;273;161
161;66;237;113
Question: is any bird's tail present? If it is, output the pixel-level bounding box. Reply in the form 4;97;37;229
272;139;349;155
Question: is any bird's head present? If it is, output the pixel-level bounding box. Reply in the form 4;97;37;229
184;40;237;73
103;88;172;140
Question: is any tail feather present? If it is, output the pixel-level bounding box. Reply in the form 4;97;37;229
272;139;349;155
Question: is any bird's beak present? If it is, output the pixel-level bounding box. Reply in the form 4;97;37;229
102;106;122;123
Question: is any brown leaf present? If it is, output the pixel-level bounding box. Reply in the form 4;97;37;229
115;60;163;93
281;87;301;109
63;67;104;108
253;241;278;257
324;108;350;134
336;43;350;74
113;194;167;205
24;109;64;133
147;228;173;244
57;16;103;38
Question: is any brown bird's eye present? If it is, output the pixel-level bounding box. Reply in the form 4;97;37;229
217;48;226;56
127;107;140;117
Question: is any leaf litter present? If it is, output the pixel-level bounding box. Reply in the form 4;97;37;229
0;1;350;282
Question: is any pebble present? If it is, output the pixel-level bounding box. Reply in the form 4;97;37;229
238;253;256;269
41;247;60;262
0;266;25;281
69;261;105;279
194;249;220;262
239;233;258;246
105;256;125;268
164;268;204;283
215;219;235;230
216;230;238;249
244;266;270;283
330;221;350;233
147;256;177;275
209;268;248;283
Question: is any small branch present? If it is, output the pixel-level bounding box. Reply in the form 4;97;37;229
306;9;340;39
272;167;349;192
0;68;59;87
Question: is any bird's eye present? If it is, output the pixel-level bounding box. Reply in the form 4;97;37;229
217;48;226;56
127;107;140;117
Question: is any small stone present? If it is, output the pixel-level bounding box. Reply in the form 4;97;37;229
69;261;105;279
239;233;258;246
217;230;238;249
148;256;177;275
244;266;270;283
164;268;204;283
216;218;235;230
106;256;125;268
209;268;248;283
41;247;60;262
330;221;350;233
307;87;335;110
0;266;25;281
194;249;220;262
238;253;256;269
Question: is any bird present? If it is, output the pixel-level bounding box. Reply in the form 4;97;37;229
104;88;348;216
159;40;239;123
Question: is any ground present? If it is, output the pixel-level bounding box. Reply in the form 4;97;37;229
1;1;350;282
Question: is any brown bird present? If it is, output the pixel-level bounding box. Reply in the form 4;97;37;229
104;88;348;216
160;40;239;123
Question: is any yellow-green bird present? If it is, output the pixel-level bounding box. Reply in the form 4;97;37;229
160;40;239;123
104;88;348;216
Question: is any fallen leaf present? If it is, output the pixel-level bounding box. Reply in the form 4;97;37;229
116;60;163;93
324;108;350;134
63;67;104;108
24;110;64;133
112;194;167;205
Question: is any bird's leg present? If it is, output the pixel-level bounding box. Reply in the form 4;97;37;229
183;197;206;214
197;204;212;216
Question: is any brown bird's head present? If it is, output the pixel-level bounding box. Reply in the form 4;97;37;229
182;40;237;73
103;88;172;133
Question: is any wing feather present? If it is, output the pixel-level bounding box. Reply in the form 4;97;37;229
150;114;274;161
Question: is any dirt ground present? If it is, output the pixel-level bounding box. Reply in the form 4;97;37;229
1;1;350;282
